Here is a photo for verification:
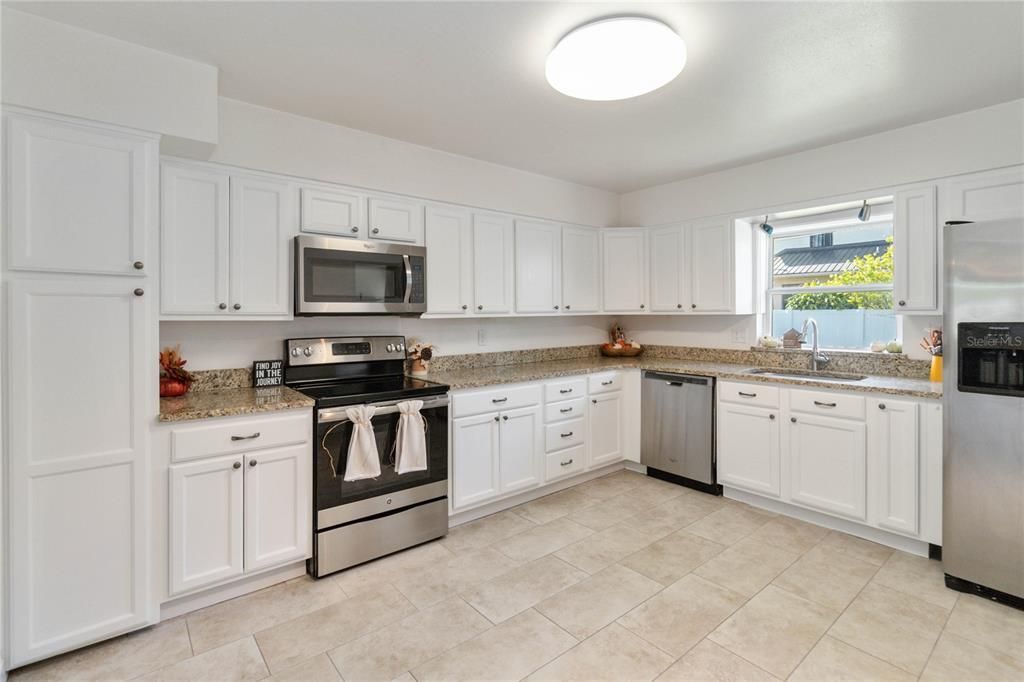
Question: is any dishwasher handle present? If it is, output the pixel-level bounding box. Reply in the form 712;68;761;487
644;371;711;387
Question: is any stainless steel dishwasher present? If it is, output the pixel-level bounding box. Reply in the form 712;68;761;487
641;371;719;494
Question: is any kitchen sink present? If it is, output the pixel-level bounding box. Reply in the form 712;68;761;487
742;367;868;382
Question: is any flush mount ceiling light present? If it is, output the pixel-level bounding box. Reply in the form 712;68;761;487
546;17;686;101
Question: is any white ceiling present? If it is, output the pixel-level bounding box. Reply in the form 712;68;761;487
10;1;1024;192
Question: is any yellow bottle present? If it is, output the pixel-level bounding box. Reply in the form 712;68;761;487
930;355;943;383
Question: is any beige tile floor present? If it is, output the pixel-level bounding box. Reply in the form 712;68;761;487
12;469;1024;681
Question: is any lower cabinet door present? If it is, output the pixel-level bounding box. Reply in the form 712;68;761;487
788;414;868;520
243;444;311;572
499;405;543;494
452;413;500;509
169;456;244;595
717;403;781;497
868;398;920;535
589;392;623;467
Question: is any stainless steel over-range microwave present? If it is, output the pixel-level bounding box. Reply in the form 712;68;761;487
294;234;426;315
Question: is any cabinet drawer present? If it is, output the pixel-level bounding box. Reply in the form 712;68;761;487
545;378;586;403
545;418;585;452
170;411;310;463
588;371;622;394
719;381;780;408
452;384;541;418
545;397;585;423
545;445;585;482
789;389;865;420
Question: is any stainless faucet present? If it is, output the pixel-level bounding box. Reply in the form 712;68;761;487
800;318;830;371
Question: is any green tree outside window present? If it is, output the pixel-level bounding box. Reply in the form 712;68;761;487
784;237;893;310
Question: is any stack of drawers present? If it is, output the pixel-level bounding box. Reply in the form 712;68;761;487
543;377;587;481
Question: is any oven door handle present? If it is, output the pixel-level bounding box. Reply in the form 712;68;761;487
318;395;449;424
402;254;413;304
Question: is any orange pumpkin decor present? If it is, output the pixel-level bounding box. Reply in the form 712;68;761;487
159;345;195;397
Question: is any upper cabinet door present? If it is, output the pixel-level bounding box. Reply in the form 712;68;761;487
688;219;733;312
893;185;938;313
472;213;515;314
946;166;1024;222
299;185;367;238
602;228;648;313
649;225;685;312
425;205;473;314
229;174;294;317
6;113;155;276
561;226;600;313
161;162;230;315
515;219;562;313
368;196;425;244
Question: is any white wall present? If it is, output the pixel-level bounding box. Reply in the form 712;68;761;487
1;8;219;151
207;98;619;227
161;316;612;371
619;99;1024;226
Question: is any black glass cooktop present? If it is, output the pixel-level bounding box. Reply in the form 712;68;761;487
294;375;449;408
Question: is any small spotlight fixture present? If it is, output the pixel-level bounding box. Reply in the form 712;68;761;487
857;200;871;222
759;216;774;235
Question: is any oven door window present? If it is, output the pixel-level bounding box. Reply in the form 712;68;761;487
316;406;447;510
303;247;406;304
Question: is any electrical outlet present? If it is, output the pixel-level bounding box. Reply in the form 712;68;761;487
733;329;747;343
477;328;487;346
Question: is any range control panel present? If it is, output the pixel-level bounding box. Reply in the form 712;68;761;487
285;336;407;366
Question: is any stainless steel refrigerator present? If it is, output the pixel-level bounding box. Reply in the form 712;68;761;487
943;218;1024;608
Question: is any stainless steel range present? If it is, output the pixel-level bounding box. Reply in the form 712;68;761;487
284;336;450;578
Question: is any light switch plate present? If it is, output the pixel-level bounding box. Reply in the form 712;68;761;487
478;328;487;346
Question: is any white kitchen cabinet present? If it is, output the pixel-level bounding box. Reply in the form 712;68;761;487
472;212;515;314
787;413;867;521
498;406;543;493
893;185;938;313
169;455;245;596
649;225;685;312
229;173;293;316
299;184;367;237
243;445;311;572
945;165;1024;222
602;228;648;313
5;111;156;277
561;225;601;313
515;219;562;313
161;161;230;315
688;219;735;313
589;392;624;467
368;195;425;244
868;398;920;536
425;205;474;314
7;277;154;665
452;413;501;509
717;403;781;497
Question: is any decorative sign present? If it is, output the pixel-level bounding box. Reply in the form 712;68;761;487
253;360;284;387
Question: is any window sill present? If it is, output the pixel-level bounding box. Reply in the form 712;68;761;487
750;346;906;357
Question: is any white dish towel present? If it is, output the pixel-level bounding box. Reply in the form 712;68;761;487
395;400;428;474
343;405;381;481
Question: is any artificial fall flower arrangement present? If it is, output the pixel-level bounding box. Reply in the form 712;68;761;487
159;345;195;397
408;340;435;375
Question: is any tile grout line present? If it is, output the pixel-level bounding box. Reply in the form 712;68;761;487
919;591;959;677
250;634;273;679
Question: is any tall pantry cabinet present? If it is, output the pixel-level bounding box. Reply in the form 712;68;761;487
3;109;159;666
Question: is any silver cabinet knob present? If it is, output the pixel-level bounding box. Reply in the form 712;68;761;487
232;461;241;470
878;403;887;410
691;303;697;309
565;305;571;310
477;305;483;310
898;300;906;306
233;303;241;310
769;414;776;420
351;226;359;233
791;417;797;423
133;261;144;270
640;304;645;309
133;288;144;296
219;303;227;310
461;304;468;310
372;228;380;234
303;346;313;357
493;415;499;422
249;459;257;467
502;415;509;421
677;304;683;309
554;305;559;310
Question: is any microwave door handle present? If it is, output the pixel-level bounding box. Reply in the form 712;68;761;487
402;254;413;304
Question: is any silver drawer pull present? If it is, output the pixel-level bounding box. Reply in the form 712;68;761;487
560;458;574;466
231;432;261;441
814;401;837;408
601;380;613;386
559;388;573;394
559;407;573;413
560;431;574;438
738;391;757;398
491;397;508;404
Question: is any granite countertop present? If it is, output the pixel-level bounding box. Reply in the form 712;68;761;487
159;385;315;423
422;356;943;400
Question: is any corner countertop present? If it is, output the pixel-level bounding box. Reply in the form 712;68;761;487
421;357;943;400
159;385;315;423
